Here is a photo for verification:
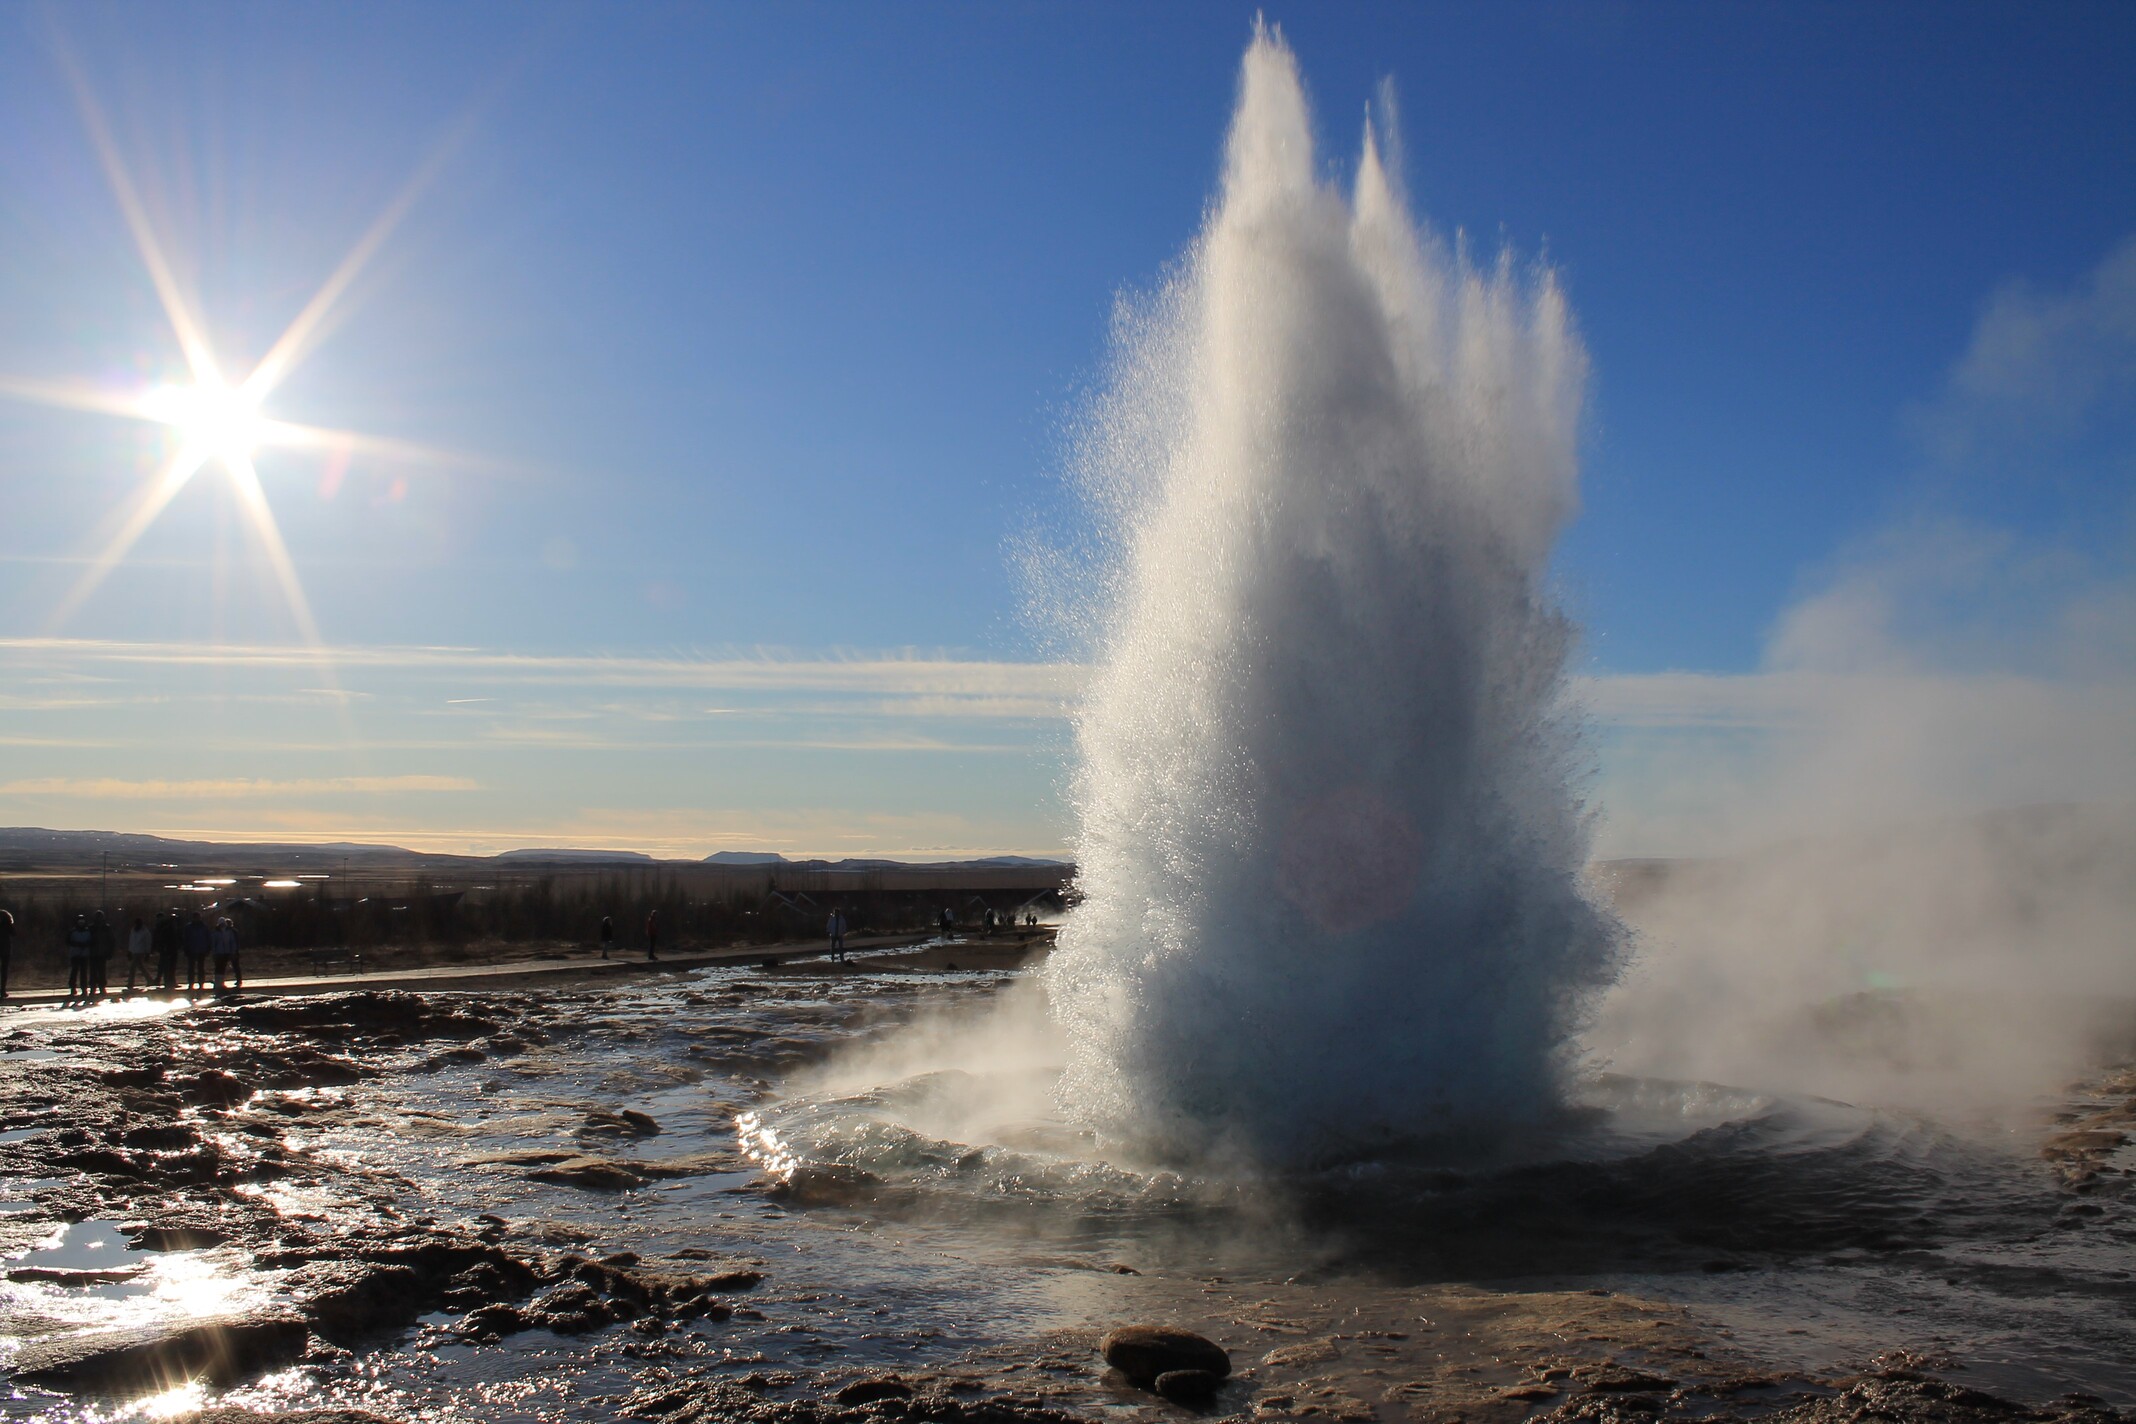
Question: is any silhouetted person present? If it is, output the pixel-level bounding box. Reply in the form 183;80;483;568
599;915;614;960
153;910;180;991
645;909;660;961
182;911;210;992
0;906;13;998
88;911;113;998
65;914;92;1001
211;917;239;991
939;906;953;936
826;910;847;962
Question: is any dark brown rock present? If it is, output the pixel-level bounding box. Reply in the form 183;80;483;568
458;1303;534;1343
1580;1367;1678;1393
528;1156;649;1190
773;1162;882;1206
703;1268;765;1290
1098;1325;1230;1386
1153;1369;1224;1404
581;1108;662;1139
288;1261;424;1338
834;1377;915;1406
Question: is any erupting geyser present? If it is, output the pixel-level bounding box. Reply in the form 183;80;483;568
1044;27;1621;1161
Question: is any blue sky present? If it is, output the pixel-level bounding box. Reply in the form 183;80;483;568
2;2;2132;858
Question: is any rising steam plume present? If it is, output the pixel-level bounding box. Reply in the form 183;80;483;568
1041;27;1621;1161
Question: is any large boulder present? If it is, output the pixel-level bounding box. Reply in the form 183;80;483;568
1098;1325;1230;1387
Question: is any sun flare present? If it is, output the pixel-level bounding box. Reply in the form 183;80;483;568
0;31;478;647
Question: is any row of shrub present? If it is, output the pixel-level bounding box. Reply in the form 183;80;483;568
0;872;1056;954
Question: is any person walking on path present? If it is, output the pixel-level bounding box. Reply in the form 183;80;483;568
153;909;180;992
0;907;13;999
599;915;614;960
182;911;210;993
88;911;113;998
211;916;240;991
826;909;847;963
124;914;152;993
66;914;93;1001
645;909;660;962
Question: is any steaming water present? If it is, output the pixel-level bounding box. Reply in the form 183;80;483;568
1042;28;1618;1160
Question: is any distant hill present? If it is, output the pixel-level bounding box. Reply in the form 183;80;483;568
0;827;1071;878
0;827;460;873
778;855;1070;872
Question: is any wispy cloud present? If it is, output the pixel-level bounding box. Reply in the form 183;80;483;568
0;637;1088;697
1919;232;2136;460
0;774;478;798
1576;671;1823;730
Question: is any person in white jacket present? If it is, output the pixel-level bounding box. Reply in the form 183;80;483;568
211;917;241;992
124;914;152;993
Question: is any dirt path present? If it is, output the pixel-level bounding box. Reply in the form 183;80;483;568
0;932;979;1008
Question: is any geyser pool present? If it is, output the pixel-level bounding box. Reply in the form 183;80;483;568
1043;27;1620;1160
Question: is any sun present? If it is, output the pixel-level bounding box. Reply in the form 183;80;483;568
0;29;480;643
138;378;268;464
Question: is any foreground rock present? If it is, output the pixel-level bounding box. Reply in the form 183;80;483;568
623;1377;1098;1424
1097;1325;1230;1388
834;1377;916;1406
1531;1370;2130;1424
455;1253;759;1342
175;1413;398;1424
581;1108;662;1139
11;1315;308;1392
528;1156;651;1190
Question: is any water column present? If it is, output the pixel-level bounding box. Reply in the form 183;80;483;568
1044;26;1621;1162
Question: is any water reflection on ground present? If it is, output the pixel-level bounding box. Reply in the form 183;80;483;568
0;953;2131;1422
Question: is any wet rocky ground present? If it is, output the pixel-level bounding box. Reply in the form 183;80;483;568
1;954;2130;1424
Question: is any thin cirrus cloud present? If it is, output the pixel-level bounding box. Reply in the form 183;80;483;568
0;637;1087;697
0;774;478;798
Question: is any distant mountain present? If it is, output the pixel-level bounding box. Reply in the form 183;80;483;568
776;855;1069;872
0;827;444;871
0;827;1070;878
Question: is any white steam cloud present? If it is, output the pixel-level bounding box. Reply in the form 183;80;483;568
1592;233;2136;1113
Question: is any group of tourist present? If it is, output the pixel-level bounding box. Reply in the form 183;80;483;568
39;907;242;1002
931;905;1042;940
